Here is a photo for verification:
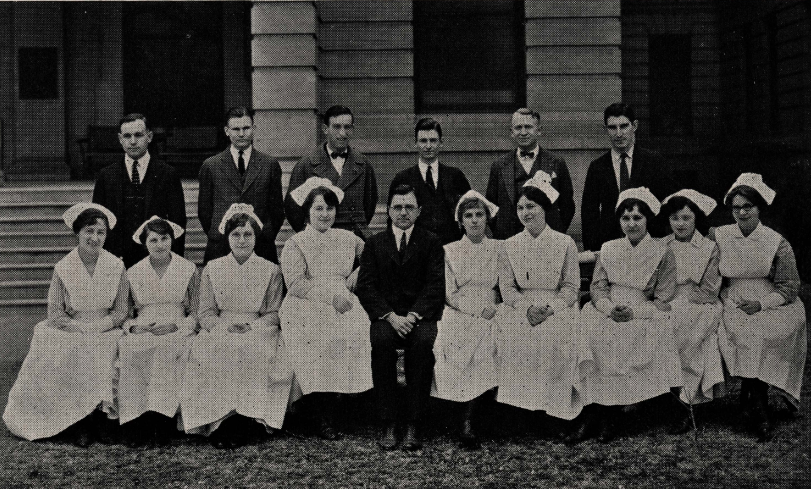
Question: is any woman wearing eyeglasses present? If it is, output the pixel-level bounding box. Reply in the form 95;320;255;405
712;173;806;442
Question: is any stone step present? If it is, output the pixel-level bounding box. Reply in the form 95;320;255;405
0;181;200;204
0;280;51;301
0;263;55;281
0;229;209;248
0;200;202;219
0;214;204;234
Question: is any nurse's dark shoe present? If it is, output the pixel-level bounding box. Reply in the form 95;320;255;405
378;423;398;450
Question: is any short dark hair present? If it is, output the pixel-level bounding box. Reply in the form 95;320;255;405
603;103;636;125
322;105;353;126
302;187;341;223
138;218;176;245
518;186;553;211
72;209;110;235
223;213;262;241
661;196;710;236
388;183;419;207
724;185;768;210
414;117;442;141
513;108;541;125
119;113;149;132
225;107;255;126
615;198;655;223
456;196;491;227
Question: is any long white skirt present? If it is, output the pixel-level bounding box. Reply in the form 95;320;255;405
3;322;121;440
579;299;682;407
431;307;498;403
496;296;583;420
719;279;806;406
671;291;725;404
179;313;296;435
117;321;195;424
280;294;372;395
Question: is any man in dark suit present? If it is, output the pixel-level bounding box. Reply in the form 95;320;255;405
581;103;678;251
356;184;445;451
285;105;378;240
198;107;285;264
486;108;575;239
92;113;186;268
389;118;471;245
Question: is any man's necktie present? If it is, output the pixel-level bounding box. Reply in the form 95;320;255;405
131;160;141;186
398;232;407;261
426;165;436;192
519;150;535;159
330;151;348;159
619;152;630;191
238;150;246;176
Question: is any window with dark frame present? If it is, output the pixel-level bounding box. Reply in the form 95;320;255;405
648;34;692;136
413;0;525;113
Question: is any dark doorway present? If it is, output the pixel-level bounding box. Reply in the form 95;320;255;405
122;2;224;128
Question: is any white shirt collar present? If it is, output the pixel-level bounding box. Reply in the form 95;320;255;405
392;225;414;248
230;145;252;170
125;153;150;180
611;145;635;188
611;145;635;163
418;159;439;186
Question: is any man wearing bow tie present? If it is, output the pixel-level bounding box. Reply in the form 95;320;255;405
285;105;378;240
485;108;575;239
92;113;187;268
197;107;285;264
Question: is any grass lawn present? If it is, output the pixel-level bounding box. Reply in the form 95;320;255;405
0;311;809;487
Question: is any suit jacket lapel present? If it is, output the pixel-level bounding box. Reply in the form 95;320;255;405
242;151;262;192
336;149;363;190
220;150;244;192
502;156;516;204
401;228;418;265
113;161;126;213
312;150;340;182
384;228;402;265
142;162;158;213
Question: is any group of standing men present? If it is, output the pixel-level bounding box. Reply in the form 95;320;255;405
91;102;677;446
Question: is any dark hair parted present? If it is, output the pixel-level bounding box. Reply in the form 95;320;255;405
518;186;553;211
322;105;353;126
223;213;262;240
119;113;149;132
225;107;255;125
615;198;655;223
302;187;340;223
456;197;491;226
388;183;420;207
72;209;110;235
660;196;710;236
138;219;176;245
724;185;768;210
414;117;442;141
603;103;636;125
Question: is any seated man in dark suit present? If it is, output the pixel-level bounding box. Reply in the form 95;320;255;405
197;107;285;264
389;118;471;245
486;108;575;238
356;184;445;451
93;113;186;268
285;105;378;240
581;103;678;251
